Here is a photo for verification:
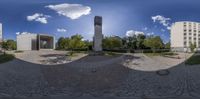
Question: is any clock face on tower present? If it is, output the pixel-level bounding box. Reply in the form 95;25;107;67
94;16;102;26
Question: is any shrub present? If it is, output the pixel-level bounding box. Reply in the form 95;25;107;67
0;54;15;64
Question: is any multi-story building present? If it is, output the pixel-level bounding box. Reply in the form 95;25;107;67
171;21;200;52
0;23;2;43
0;23;2;50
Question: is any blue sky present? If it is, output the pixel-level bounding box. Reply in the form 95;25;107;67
1;0;200;43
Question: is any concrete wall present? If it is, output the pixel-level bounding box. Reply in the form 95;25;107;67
171;22;184;48
0;23;2;43
17;33;55;51
93;16;103;52
17;34;37;51
94;25;103;51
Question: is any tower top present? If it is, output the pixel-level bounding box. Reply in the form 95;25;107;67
94;16;102;26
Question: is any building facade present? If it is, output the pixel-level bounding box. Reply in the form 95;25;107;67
0;23;2;43
93;16;103;52
17;33;55;51
171;21;200;52
0;23;2;50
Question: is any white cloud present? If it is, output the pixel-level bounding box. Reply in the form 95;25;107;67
46;3;91;20
27;13;50;24
16;32;20;35
143;27;148;31
126;30;144;37
152;15;171;30
146;32;154;36
17;32;32;35
161;29;166;32
57;28;67;32
167;27;171;30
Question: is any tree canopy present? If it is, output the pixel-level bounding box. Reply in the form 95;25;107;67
102;36;123;49
56;34;167;52
2;40;17;50
144;36;164;52
123;34;146;49
57;34;87;50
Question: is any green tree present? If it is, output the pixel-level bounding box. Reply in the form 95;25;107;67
136;34;146;49
69;34;86;50
165;42;171;49
84;40;93;50
123;34;146;50
57;37;70;50
125;35;137;49
189;42;196;52
2;40;16;50
144;36;164;53
102;36;123;49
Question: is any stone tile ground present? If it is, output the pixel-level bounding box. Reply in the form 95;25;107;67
0;51;200;99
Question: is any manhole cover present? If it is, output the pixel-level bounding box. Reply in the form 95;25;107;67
156;69;170;76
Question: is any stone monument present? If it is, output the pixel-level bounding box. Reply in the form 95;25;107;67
93;16;103;52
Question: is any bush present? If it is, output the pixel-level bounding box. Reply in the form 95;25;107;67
103;49;127;53
185;55;200;65
0;54;15;64
15;50;24;53
105;52;118;56
162;52;178;56
143;49;153;53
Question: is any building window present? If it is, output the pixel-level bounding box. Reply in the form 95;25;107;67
194;23;196;27
194;34;197;36
194;38;197;40
189;30;192;32
184;30;187;32
184;33;187;36
189;33;192;35
189;37;192;40
184;42;187;47
194;30;197;32
184;37;187;40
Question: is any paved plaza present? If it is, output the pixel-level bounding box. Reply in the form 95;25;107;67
0;51;200;99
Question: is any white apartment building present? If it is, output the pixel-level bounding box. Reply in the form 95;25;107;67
0;23;2;43
0;23;2;50
171;21;200;52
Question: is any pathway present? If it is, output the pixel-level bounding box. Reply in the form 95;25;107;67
0;53;200;99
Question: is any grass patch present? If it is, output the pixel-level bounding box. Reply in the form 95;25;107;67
104;51;123;56
0;54;15;64
66;51;77;57
144;52;178;57
15;50;24;53
144;53;162;57
162;52;178;56
105;52;117;56
66;51;87;57
185;55;200;65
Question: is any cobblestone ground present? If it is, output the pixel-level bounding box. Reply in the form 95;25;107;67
0;53;199;99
